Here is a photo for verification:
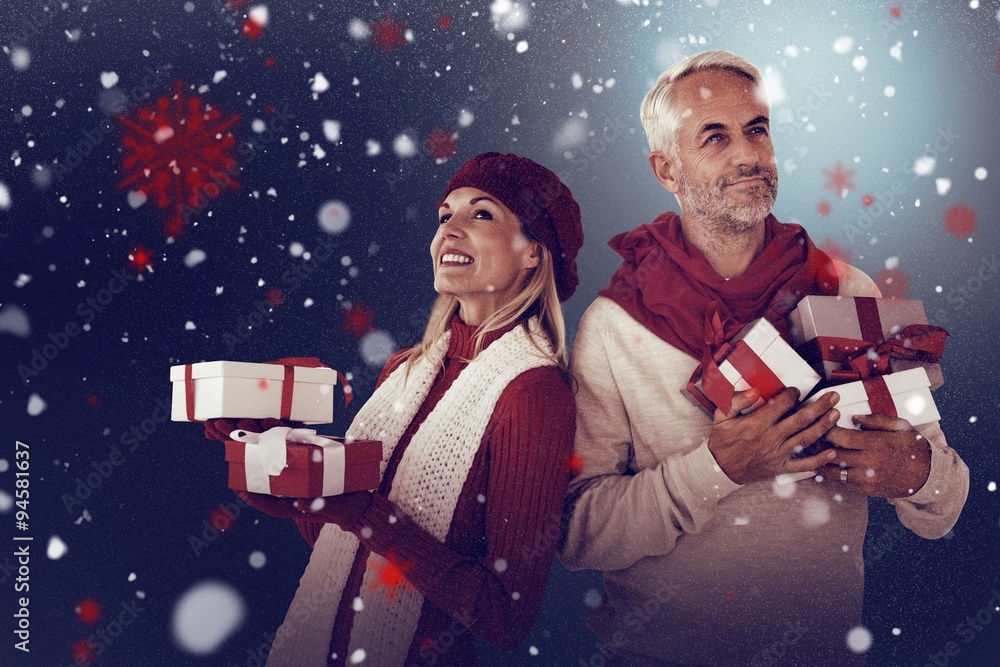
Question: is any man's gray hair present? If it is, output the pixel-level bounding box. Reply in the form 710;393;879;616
641;50;766;158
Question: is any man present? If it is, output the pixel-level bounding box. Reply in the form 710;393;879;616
560;50;969;667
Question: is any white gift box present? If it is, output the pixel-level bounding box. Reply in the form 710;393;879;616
169;360;336;423
805;367;940;430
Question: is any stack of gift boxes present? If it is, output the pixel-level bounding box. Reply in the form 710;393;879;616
684;295;948;437
169;358;382;497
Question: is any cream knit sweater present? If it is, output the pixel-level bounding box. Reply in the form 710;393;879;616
560;264;969;667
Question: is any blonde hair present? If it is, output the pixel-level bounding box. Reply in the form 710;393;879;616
398;234;568;376
641;50;766;159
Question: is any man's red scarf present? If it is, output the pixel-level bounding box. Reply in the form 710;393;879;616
599;212;840;360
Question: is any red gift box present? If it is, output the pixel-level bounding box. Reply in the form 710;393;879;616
225;429;382;497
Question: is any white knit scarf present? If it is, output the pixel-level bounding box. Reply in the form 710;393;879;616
266;318;556;667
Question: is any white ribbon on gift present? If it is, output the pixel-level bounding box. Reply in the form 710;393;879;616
228;427;346;497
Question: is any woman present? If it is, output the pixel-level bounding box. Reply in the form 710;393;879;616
205;152;584;666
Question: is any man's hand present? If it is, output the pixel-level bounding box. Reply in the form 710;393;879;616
708;387;840;485
816;413;931;498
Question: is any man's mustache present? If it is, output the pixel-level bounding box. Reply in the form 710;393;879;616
721;166;777;187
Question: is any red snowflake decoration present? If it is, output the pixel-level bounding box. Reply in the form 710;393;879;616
367;552;416;603
822;161;856;196
265;288;285;307
426;129;457;160
75;598;102;626
565;453;585;476
86;393;100;408
341;302;377;340
117;80;241;236
370;13;408;55
861;194;875;207
242;18;264;39
945;204;977;238
875;268;909;299
72;638;96;665
890;6;902;19
264;55;276;68
817;200;832;216
437;15;451;30
208;505;235;532
128;244;154;272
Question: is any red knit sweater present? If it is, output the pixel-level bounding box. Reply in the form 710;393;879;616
293;316;575;666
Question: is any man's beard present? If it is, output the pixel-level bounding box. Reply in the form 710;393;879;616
679;165;778;235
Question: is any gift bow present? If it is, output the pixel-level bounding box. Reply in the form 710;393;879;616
228;427;346;496
800;324;948;382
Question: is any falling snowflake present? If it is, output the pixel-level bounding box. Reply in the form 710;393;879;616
369;13;408;55
128;244;155;272
341;302;377;340
822;161;856;196
117;80;240;236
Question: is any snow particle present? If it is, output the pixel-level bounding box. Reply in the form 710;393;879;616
348;18;371;40
213;70;227;84
248;551;267;569
10;47;31;71
27;393;46;416
457;109;475;128
890;42;903;62
393;133;417;158
584;588;602;608
846;626;873;653
47;535;68;560
318;200;351;234
360;330;397;367
516;40;528;53
21;105;32;117
0;459;7;473
912;156;935;176
883;85;895;97
127;190;147;209
892;627;901;636
571;72;583;89
970;416;978;423
0;303;31;340
184;249;207;268
974;167;988;181
184;2;195;12
172;581;247;655
0;181;9;209
852;56;868;73
494;558;508;573
129;572;137;582
365;139;382;156
833;36;854;54
185;321;197;331
349;648;366;664
251;118;267;133
529;645;539;656
100;71;119;89
323;120;342;143
311;72;330;93
289;242;304;257
0;491;11;513
987;481;996;492
935;178;951;196
885;256;900;270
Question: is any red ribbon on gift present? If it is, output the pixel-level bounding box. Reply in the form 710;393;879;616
861;376;897;418
796;297;949;382
185;363;196;421
696;304;785;413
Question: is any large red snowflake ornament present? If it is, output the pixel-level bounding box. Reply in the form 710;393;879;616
370;13;409;55
117;80;241;236
822;161;856;196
